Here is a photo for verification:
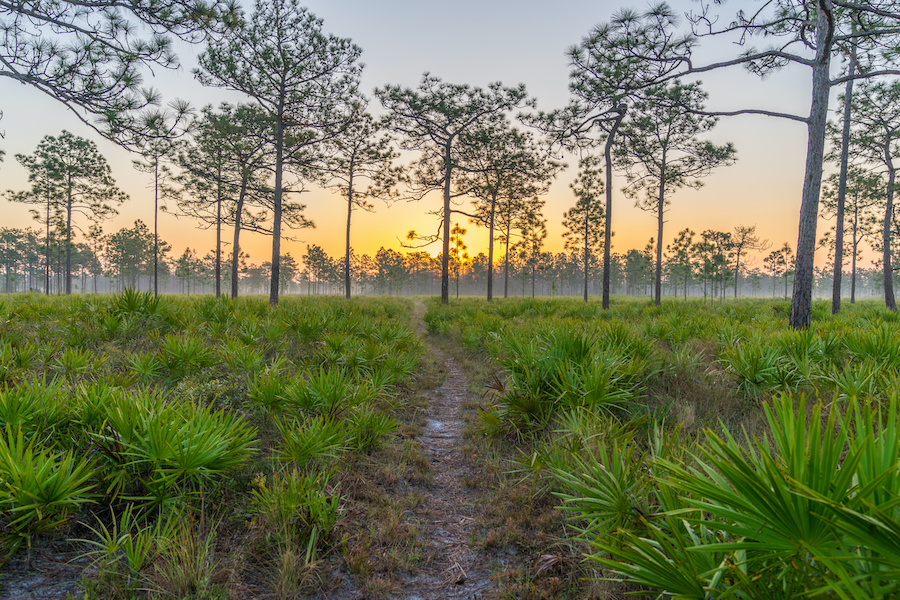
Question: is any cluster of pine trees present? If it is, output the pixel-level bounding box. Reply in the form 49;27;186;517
4;0;900;327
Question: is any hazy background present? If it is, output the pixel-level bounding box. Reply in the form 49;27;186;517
0;0;833;269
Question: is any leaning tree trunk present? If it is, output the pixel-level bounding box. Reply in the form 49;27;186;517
832;43;856;314
602;109;626;310
790;0;833;329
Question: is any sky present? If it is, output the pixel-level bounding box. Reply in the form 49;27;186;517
0;0;852;270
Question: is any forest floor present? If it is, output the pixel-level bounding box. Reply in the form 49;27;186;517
386;299;499;599
0;298;515;600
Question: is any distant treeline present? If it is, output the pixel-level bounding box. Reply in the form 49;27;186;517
0;222;894;300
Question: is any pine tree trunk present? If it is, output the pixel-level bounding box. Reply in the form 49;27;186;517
65;183;73;295
851;207;858;303
832;43;856;314
487;191;497;302
503;226;510;299
884;160;897;311
215;159;222;298
153;161;159;297
231;178;247;300
345;171;354;300
790;0;833;329
441;140;453;305
583;202;589;303
270;111;285;307
655;153;665;306
602;109;626;310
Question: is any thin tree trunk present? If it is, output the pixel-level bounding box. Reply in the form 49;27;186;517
65;183;73;295
441;139;453;304
832;42;856;314
231;178;248;299
884;160;897;311
654;153;665;306
215;159;222;298
345;170;354;300
270;111;285;307
602;109;626;310
851;206;858;303
583;200;589;302
44;196;50;295
503;225;511;299
153;161;159;297
487;191;497;302
790;0;833;329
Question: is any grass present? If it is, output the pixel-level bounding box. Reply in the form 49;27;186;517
4;292;900;599
424;295;900;599
0;292;430;597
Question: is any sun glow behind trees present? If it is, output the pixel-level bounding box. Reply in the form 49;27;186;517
2;0;899;318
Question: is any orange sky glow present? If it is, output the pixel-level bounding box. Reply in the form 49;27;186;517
0;0;873;271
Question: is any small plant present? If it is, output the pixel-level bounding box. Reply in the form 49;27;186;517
79;503;158;592
346;407;398;454
281;368;378;419
111;288;160;317
251;469;339;565
219;338;265;375
719;337;785;396
0;426;96;558
52;346;99;380
128;351;164;381
276;416;347;470
161;333;216;379
146;508;222;599
247;369;288;412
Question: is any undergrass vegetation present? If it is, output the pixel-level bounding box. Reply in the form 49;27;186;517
0;292;427;597
5;292;900;598
426;296;900;599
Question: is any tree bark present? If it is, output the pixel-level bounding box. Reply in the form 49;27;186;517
832;43;856;314
269;111;284;307
153;161;159;297
45;194;50;295
440;139;453;305
583;200;590;303
231;178;247;299
503;222;511;299
883;158;897;311
851;206;858;303
487;191;497;302
345;170;354;300
790;0;833;329
65;181;73;295
215;158;222;298
602;109;626;310
654;149;666;307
